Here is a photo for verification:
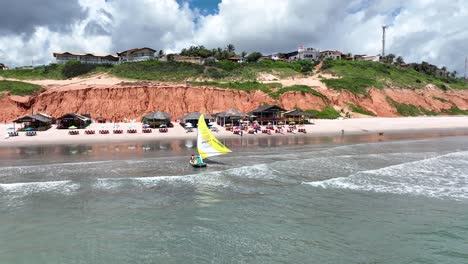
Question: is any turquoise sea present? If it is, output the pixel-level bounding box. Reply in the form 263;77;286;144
1;134;467;263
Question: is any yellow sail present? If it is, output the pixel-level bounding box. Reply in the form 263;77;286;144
197;114;232;159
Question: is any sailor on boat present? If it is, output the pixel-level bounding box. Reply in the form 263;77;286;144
189;114;231;168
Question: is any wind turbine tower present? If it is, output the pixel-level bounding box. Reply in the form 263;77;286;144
382;25;388;58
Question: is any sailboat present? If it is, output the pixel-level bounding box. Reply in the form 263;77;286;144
190;114;232;168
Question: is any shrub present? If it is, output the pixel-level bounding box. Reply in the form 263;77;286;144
345;102;376;116
443;106;468;115
306;106;341;119
61;60;97;79
246;52;263;62
206;68;227;79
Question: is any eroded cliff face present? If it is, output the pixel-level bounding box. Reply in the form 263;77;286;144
2;83;468;121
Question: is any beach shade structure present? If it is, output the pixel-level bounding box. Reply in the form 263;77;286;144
215;108;249;127
7;127;14;130
181;112;213;128
248;105;286;125
142;111;172;128
57;113;91;129
283;109;316;124
13;114;54;131
185;122;193;128
25;127;34;131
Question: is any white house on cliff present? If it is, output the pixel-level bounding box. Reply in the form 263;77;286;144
117;47;156;63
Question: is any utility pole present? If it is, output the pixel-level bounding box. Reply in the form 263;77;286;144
382;25;388;58
465;56;467;80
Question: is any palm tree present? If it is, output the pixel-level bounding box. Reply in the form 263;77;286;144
241;51;247;58
227;44;235;53
385;54;395;64
158;50;165;58
395;56;405;65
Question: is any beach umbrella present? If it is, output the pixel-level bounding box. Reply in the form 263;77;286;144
25;127;34;131
7;127;14;131
159;124;167;128
185;122;193;128
68;125;77;129
143;124;150;128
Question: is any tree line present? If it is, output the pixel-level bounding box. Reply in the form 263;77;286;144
179;44;264;62
381;54;459;79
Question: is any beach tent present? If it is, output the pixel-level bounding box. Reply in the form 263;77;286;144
142;111;172;128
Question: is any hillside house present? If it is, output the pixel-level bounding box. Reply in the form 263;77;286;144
117;47;156;63
53;52;119;64
0;63;8;70
228;57;245;63
172;55;205;65
354;54;380;62
320;50;343;60
286;47;320;61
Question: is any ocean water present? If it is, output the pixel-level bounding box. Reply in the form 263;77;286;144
1;134;468;264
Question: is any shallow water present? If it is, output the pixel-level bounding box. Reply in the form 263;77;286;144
1;134;468;263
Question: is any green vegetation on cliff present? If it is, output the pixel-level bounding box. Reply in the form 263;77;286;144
0;80;43;96
387;98;438;116
307;106;341;119
189;82;327;100
443;106;468;115
321;60;467;95
270;85;328;100
0;64;64;80
0;59;311;82
344;102;376;116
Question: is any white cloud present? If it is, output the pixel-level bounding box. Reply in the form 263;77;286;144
0;0;466;75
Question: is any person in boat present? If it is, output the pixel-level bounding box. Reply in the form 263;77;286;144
190;154;195;164
197;154;203;164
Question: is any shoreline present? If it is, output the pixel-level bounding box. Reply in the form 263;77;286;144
2;116;468;147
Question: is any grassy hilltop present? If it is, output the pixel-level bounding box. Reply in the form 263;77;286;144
321;60;467;95
1;58;466;118
0;80;42;97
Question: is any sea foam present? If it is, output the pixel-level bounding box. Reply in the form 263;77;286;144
305;151;468;200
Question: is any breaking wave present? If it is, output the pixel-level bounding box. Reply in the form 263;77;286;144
305;151;468;200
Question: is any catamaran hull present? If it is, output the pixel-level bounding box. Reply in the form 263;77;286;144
190;162;207;168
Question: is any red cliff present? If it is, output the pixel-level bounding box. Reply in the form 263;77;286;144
2;83;468;121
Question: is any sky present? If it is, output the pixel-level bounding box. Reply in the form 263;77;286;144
0;0;467;75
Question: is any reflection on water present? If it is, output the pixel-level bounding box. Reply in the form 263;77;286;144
1;130;468;168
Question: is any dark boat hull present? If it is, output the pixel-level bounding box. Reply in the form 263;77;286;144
190;162;207;168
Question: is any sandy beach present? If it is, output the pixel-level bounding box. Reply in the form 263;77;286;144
1;116;468;147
